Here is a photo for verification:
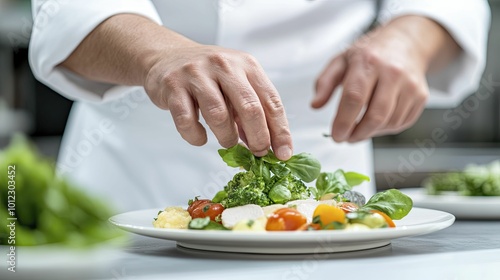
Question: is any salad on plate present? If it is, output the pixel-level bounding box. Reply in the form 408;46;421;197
153;144;413;232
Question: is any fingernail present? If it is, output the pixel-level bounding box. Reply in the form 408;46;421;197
254;150;268;157
277;146;292;160
333;132;347;142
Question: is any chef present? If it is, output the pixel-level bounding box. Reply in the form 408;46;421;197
29;0;489;212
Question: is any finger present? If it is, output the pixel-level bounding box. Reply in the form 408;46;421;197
312;54;347;108
372;102;423;137
247;67;293;161
189;77;239;148
168;88;207;146
383;79;427;132
373;87;427;137
232;106;248;146
403;100;426;128
348;75;400;142
332;57;378;142
218;72;271;157
398;90;427;131
400;82;429;129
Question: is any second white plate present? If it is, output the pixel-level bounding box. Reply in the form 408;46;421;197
402;188;500;219
109;207;454;254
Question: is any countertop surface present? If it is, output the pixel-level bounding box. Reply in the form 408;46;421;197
4;219;500;280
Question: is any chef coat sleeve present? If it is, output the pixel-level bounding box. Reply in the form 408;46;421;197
378;0;490;108
29;0;163;103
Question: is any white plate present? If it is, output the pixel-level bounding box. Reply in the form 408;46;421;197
402;188;500;219
109;207;454;254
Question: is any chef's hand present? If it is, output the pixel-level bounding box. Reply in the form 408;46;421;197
61;14;292;160
311;15;460;142
144;44;293;160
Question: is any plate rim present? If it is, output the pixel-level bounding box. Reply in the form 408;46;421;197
108;207;455;243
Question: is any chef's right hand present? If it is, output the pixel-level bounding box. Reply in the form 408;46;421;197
143;44;293;160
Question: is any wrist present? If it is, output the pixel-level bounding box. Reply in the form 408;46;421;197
383;15;460;72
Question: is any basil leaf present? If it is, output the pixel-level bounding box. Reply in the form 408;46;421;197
212;190;227;203
331;169;351;193
261;163;271;182
315;172;335;194
315;170;350;195
361;189;413;220
284;153;321;182
250;158;270;182
268;183;292;204
270;163;290;177
261;150;280;164
344;171;371;186
218;144;254;170
314;170;370;200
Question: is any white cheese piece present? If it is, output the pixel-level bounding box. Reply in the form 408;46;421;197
221;204;265;229
286;199;338;223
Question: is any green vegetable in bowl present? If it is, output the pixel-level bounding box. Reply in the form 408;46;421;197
424;160;500;196
0;135;123;247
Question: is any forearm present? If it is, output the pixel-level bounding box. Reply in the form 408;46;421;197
381;15;461;73
60;13;196;86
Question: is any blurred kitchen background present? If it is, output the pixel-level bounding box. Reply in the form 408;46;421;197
0;0;499;191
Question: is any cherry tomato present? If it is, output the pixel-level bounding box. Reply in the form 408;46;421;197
187;198;211;215
266;208;307;231
187;198;224;222
339;202;359;213
191;203;224;222
371;210;396;228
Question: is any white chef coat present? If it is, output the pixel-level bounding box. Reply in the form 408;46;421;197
29;0;490;212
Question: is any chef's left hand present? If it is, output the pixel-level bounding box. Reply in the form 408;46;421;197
311;15;460;142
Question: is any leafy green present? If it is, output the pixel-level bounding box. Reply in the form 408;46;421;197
424;160;500;196
188;217;228;230
360;189;413;220
268;183;292;204
311;170;370;200
344;172;371;187
215;144;319;208
218;144;254;170
211;190;228;203
284;153;321;183
0;135;123;247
